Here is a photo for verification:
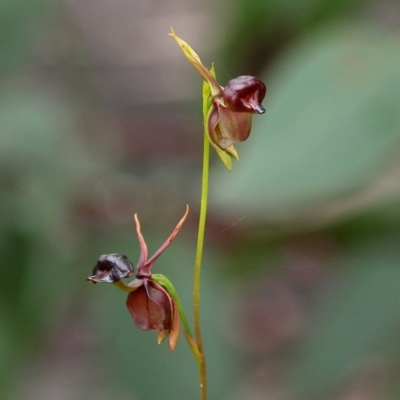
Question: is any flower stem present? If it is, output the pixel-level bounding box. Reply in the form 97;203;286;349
192;86;211;400
112;280;136;292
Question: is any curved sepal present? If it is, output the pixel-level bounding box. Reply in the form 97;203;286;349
169;28;223;98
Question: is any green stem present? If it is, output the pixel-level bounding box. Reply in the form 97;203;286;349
112;280;135;292
192;110;210;400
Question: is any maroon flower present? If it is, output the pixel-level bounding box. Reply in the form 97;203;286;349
207;76;266;155
88;206;189;351
125;206;188;350
170;29;266;169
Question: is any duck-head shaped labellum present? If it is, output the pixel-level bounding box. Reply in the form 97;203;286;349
88;253;134;283
223;76;266;114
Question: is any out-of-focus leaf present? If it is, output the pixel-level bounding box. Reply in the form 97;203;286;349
0;85;115;395
0;88;111;244
0;316;20;394
211;24;400;225
287;232;400;400
224;0;375;75
0;0;49;73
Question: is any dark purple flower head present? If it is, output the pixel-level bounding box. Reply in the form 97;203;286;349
88;253;134;283
223;76;266;114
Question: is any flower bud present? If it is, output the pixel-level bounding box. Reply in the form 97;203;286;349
223;76;266;114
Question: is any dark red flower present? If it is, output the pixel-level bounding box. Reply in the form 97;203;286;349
125;206;188;350
207;76;266;153
87;206;189;351
170;29;266;169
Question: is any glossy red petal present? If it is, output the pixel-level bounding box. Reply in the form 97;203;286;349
126;283;169;331
146;281;173;330
223;76;266;114
214;102;252;148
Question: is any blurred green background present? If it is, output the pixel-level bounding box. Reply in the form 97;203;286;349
2;0;400;399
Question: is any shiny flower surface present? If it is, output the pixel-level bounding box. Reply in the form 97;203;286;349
88;253;134;283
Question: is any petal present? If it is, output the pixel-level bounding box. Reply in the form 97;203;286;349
205;102;234;170
223;144;239;160
223;76;266;114
140;205;189;275
218;103;252;144
150;273;182;351
88;254;134;283
168;299;180;351
207;101;220;143
146;280;173;326
134;213;148;272
169;28;223;98
209;100;252;149
127;286;159;330
126;280;172;331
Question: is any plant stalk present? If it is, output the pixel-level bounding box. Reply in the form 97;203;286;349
192;115;210;400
